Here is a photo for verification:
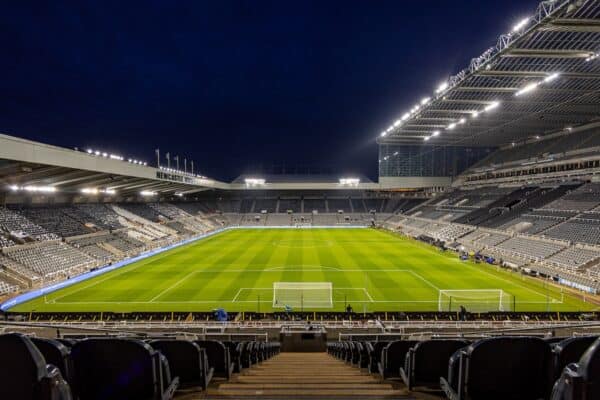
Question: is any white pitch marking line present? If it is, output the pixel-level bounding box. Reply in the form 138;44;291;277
149;270;200;302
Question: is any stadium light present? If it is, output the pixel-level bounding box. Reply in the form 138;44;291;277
9;185;57;193
512;17;529;32
435;82;448;93
420;97;430;105
515;82;539;96
80;188;116;195
447;122;457;130
544;73;560;83
140;190;157;196
432;130;440;137
586;53;599;62
458;118;466;124
244;178;266;187
472;111;479;118
423;136;430;141
484;101;500;112
339;177;360;186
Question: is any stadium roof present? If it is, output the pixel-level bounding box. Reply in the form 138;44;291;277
0;134;387;193
377;0;600;147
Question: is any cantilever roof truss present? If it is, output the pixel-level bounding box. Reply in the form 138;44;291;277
378;0;600;147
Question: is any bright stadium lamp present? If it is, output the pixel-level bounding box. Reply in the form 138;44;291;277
447;123;457;130
432;130;440;137
423;136;430;141
436;82;448;93
244;178;266;187
484;101;500;112
512;17;529;32
543;72;560;83
140;190;157;196
339;177;360;186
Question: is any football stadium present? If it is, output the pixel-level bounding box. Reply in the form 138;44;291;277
1;1;600;399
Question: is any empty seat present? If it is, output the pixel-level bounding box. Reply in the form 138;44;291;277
0;333;72;400
223;341;243;373
401;339;468;390
31;337;73;383
150;340;213;390
366;341;390;374
442;337;553;400
378;340;418;379
71;338;178;400
552;337;600;400
553;336;598;379
195;340;234;379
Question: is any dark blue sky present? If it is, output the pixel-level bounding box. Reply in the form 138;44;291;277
0;0;540;181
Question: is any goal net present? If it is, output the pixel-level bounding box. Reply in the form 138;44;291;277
438;289;512;312
272;282;333;309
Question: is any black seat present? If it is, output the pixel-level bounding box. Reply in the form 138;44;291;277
0;333;72;400
150;340;213;390
553;336;598;379
401;339;469;390
223;341;242;372
31;337;73;384
551;337;600;400
442;337;553;400
195;340;234;379
378;340;418;379
71;338;179;400
367;341;390;374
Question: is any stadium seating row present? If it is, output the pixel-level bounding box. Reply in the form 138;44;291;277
0;333;279;399
328;335;600;400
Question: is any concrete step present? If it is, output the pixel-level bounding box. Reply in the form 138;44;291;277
219;383;395;390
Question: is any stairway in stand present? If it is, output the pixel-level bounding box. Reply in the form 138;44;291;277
204;352;416;399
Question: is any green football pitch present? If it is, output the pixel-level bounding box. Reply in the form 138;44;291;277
8;228;597;313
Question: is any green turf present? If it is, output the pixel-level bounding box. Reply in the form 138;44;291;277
8;228;597;313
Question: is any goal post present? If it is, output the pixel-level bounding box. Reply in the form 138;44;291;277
272;282;333;309
438;289;513;312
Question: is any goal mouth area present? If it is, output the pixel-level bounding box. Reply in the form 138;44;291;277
272;282;333;309
438;289;513;312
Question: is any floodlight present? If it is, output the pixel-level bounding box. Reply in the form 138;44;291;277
436;82;448;93
432;130;440;137
484;101;500;112
420;97;430;105
515;82;539;96
244;178;266;186
339;177;360;186
512;17;529;32
447;123;457;130
140;190;157;196
459;118;466;124
543;73;560;83
423;136;430;141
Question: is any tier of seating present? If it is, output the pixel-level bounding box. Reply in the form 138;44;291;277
328;335;600;400
3;242;96;277
0;333;279;400
544;218;600;245
0;207;59;241
542;183;600;212
118;203;162;222
147;202;190;219
496;237;566;261
470;127;600;169
9;206;93;238
74;204;124;230
546;246;600;270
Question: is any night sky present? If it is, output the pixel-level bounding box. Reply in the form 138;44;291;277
1;0;540;181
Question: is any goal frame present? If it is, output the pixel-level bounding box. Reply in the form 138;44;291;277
272;282;333;309
438;289;512;312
